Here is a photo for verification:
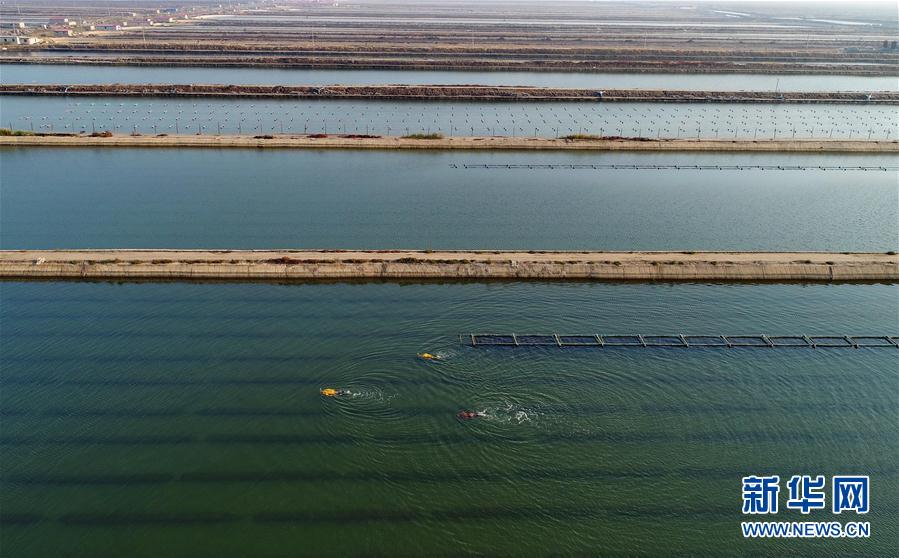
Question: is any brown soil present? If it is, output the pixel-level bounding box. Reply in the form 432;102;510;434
1;133;896;153
2;84;896;103
3;250;896;283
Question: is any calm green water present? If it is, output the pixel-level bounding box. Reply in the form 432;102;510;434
3;63;897;92
2;148;897;251
1;280;897;557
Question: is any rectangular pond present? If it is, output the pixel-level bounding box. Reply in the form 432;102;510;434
2;148;897;251
1;280;896;557
1;95;896;140
3;63;897;92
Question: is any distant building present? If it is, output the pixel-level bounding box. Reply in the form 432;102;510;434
48;17;77;27
0;35;40;44
51;27;73;37
0;22;26;29
93;24;121;31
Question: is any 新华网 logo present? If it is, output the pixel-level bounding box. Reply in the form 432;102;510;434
740;475;870;538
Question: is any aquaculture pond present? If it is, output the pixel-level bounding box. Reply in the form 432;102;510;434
2;148;897;252
1;95;896;140
1;280;897;557
2;63;897;92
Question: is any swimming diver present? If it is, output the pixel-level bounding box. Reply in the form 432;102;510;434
418;352;441;361
456;410;482;420
320;388;352;397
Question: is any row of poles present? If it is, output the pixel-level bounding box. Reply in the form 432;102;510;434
12;117;895;140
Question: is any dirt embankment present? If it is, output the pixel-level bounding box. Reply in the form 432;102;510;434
2;250;896;283
27;43;899;64
2;56;896;76
2;133;896;153
2;83;897;103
